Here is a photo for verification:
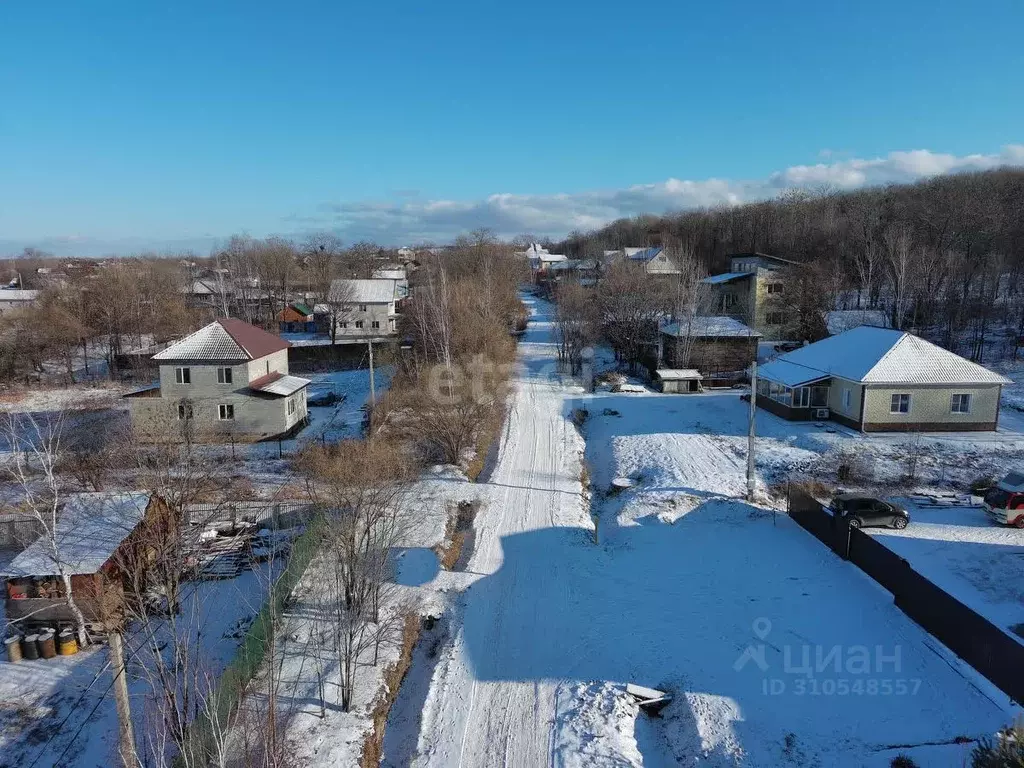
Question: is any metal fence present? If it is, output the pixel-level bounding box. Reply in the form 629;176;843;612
788;486;1024;704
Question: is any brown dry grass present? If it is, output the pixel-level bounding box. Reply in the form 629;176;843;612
466;399;509;482
433;501;478;570
359;614;422;768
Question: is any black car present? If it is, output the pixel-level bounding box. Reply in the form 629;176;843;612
830;494;909;530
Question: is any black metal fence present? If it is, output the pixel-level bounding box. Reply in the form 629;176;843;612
788;485;1024;704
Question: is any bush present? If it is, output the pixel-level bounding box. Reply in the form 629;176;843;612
972;720;1024;767
890;754;919;768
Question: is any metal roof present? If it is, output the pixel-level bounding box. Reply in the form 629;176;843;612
4;492;152;577
153;319;290;362
626;247;663;263
328;278;397;304
661;316;760;338
702;272;754;285
757;359;832;387
249;371;310;397
776;326;1012;386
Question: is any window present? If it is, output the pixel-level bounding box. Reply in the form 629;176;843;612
175;367;191;384
842;388;851;410
951;393;972;414
355;320;364;329
217;367;233;384
218;403;234;420
723;294;737;309
339;321;348;329
890;393;911;414
177;402;193;420
766;311;786;325
287;397;296;415
371;320;380;329
793;387;810;408
359;304;367;312
766;282;784;294
389;318;396;330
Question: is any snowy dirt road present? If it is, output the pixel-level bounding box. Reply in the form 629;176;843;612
411;296;592;767
408;295;1017;768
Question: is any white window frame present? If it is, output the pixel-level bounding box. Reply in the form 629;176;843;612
371;320;380;329
359;304;367;312
951;393;972;414
287;397;296;415
355;320;364;329
218;403;235;420
766;282;784;295
217;366;233;384
890;393;911;414
175;367;191;384
177;402;193;420
842;388;851;410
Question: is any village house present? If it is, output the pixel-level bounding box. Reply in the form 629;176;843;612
125;318;310;441
660;316;760;384
371;265;410;298
755;325;1011;432
702;252;796;337
3;492;169;632
325;278;399;337
625;246;682;276
0;289;39;315
277;302;315;333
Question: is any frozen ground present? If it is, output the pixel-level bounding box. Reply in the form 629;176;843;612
870;501;1024;644
400;295;1019;768
0;560;280;768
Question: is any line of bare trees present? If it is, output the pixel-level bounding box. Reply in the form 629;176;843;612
556;168;1024;361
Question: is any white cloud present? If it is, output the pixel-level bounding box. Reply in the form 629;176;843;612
4;145;1022;256
308;145;1024;245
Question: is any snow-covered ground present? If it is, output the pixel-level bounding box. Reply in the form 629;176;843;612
870;501;1024;644
0;560;281;767
398;295;1019;768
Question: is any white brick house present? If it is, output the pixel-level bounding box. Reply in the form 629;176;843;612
126;319;310;441
326;278;399;337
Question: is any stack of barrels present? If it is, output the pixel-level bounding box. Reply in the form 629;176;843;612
4;627;79;663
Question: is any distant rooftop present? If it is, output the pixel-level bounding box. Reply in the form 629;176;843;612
328;278;397;304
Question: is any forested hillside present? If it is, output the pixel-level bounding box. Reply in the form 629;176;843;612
556;168;1024;360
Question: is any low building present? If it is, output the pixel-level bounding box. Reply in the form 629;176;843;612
278;302;315;333
655;369;703;393
660;316;760;384
125;318;310;441
626;247;682;276
755;326;1011;432
326;278;399;337
2;492;169;631
0;289;39;315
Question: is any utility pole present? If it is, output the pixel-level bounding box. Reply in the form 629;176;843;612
368;338;376;407
746;358;757;501
109;630;139;768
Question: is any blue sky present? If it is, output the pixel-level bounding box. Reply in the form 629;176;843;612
2;0;1022;255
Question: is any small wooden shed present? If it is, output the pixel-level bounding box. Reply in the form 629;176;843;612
655;369;703;394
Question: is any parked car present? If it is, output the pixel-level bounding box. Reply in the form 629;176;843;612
982;471;1024;528
830;494;909;529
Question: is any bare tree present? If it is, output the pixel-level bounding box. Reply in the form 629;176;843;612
883;225;916;330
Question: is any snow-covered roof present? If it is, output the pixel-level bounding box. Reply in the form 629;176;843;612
248;371;311;397
154;319;289;361
0;289;39;302
825;309;889;336
757;359;831;387
656;369;703;380
328;278;396;304
702;272;754;285
661;316;760;338
4;492;152;577
774;326;1012;386
530;253;568;263
372;268;407;281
